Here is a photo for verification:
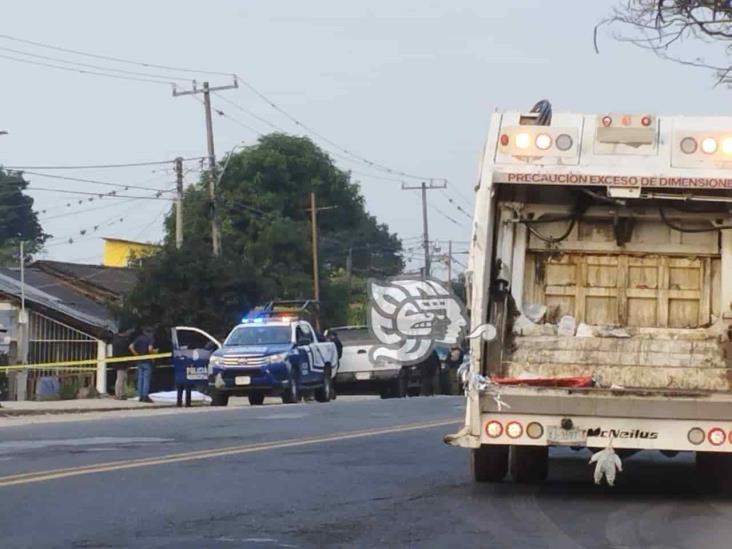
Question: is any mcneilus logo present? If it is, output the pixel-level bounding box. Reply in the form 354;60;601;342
586;427;659;440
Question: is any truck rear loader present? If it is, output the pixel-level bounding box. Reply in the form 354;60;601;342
447;104;732;487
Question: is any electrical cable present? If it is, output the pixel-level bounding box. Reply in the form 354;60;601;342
26;186;174;200
659;207;732;232
0;33;233;77
20;171;176;193
5;157;203;170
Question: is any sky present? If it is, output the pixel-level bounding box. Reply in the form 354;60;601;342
2;0;731;278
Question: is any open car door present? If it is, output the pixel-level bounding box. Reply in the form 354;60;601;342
171;326;222;387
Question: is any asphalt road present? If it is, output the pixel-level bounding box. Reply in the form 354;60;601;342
1;396;732;549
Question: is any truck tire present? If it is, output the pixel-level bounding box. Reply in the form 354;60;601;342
697;451;732;492
471;444;509;482
248;392;265;406
315;366;332;403
282;369;301;404
210;390;229;407
510;445;549;483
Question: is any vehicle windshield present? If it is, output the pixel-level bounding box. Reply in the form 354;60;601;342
336;328;374;346
224;325;291;346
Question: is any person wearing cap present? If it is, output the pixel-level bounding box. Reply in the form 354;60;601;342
129;327;158;403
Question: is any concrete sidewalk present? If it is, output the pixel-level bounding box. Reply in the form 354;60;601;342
0;397;181;417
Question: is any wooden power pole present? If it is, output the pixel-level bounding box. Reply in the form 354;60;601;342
172;79;238;256
309;192;321;331
401;180;447;278
175;157;184;249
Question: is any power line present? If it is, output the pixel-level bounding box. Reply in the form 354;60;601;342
27;186;174;200
213;92;288;133
0;45;192;84
4;157;203;170
232;76;440;181
0;52;178;86
20;171;176;193
0;33;233;77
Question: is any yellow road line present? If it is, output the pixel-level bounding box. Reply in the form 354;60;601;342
0;418;459;488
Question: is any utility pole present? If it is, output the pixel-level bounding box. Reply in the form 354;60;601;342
306;195;338;331
309;192;321;331
401;179;447;278
175;157;184;249
447;239;453;290
173;79;238;256
17;241;28;400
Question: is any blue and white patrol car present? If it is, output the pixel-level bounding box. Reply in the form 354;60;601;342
172;314;339;406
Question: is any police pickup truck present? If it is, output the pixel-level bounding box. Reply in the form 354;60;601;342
172;314;339;406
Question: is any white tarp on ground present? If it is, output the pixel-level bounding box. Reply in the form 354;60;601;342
133;391;212;404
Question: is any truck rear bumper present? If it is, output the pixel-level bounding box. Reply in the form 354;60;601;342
479;412;732;452
469;387;732;452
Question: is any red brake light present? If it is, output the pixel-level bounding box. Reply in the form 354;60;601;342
708;427;726;446
505;421;523;439
621;115;632;126
601;116;612;127
485;420;503;438
641;115;652;127
500;134;509;146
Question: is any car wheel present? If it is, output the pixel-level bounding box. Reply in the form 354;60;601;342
315;366;332;403
282;369;301;404
210;390;229;407
248;392;265;406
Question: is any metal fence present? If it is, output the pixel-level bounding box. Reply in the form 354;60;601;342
27;311;100;398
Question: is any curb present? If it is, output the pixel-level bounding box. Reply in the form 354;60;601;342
0;403;199;417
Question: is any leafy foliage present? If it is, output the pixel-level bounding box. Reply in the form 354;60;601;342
0;170;48;265
600;1;732;83
123;134;403;330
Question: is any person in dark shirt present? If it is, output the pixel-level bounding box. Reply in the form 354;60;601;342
419;348;441;396
128;327;157;403
324;329;343;360
111;328;133;400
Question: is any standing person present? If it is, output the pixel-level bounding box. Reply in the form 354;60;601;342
129;326;157;403
112;328;133;400
419;348;441;397
324;329;343;360
443;344;465;395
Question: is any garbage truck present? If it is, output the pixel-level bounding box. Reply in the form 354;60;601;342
446;104;732;487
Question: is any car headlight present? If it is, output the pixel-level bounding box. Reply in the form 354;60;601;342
210;356;224;367
266;352;289;364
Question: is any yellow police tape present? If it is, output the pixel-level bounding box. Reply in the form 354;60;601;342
0;352;173;372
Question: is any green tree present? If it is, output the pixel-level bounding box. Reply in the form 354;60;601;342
0;170;48;265
125;134;402;329
116;239;263;341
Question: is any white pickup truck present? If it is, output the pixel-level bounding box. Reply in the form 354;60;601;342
332;325;411;398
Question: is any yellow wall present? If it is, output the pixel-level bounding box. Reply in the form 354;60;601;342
103;239;159;267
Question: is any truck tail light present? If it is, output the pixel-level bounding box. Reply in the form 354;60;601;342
708;427;726;446
555;134;573;151
485;420;503;438
687;427;705;445
680;137;698;154
526;422;544;439
701;137;718;154
535;134;552;150
641;115;652;127
601;116;612;127
499;134;509;146
506;421;523;439
515;133;531;149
